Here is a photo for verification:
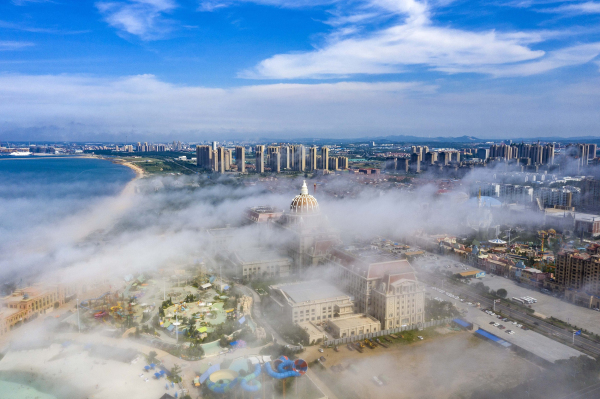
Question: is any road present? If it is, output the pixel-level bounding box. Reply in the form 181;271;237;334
420;272;600;357
234;284;289;345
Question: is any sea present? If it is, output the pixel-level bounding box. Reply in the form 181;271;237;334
0;156;135;238
0;156;134;399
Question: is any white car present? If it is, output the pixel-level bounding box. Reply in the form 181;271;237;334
507;331;515;335
318;348;324;353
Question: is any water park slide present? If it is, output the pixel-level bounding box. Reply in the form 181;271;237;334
206;363;263;393
265;356;308;379
239;363;262;392
205;369;239;393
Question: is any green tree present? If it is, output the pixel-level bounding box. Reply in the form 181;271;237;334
497;288;507;298
147;351;158;364
170;364;182;383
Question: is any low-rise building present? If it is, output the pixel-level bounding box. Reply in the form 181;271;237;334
1;284;68;336
228;250;291;280
327;313;381;338
269;280;355;324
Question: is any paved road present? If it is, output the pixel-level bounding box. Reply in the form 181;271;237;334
234;284;289;345
420;272;600;357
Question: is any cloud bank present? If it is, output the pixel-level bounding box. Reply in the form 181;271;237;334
1;73;599;140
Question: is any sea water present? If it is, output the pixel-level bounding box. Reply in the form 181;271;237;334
0;380;57;399
0;156;135;244
0;157;134;397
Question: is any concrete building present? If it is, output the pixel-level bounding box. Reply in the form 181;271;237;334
1;285;70;336
370;274;425;329
255;145;265;173
292;145;305;171
328;156;339;171
245;206;283;224
338;157;349;170
275;181;340;271
268;146;281;173
228;250;291;280
308;146;318;171
235;146;245;173
327;314;381;339
270;280;354;324
326;247;423;327
321;146;329;171
556;246;600;308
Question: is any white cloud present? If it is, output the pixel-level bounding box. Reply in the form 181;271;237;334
96;0;177;40
198;0;337;12
0;73;599;140
0;40;34;50
446;42;600;77
241;0;599;79
540;1;600;14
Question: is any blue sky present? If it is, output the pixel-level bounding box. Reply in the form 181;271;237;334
1;0;599;141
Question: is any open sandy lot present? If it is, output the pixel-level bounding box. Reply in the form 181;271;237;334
307;332;541;399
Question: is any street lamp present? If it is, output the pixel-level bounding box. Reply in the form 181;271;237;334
493;299;500;312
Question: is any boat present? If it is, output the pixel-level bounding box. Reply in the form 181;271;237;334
9;151;32;156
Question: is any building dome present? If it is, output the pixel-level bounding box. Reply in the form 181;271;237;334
290;181;319;213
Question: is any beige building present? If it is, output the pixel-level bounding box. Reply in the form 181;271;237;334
327;247;425;328
275;181;340;272
371;275;425;330
327;313;381;338
1;285;69;336
228;250;291;280
269;280;355;324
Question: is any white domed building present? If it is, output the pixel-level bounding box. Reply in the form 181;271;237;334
277;181;340;272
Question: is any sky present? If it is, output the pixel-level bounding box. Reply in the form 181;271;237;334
1;0;599;141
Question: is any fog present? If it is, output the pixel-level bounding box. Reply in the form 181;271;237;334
1;162;599;399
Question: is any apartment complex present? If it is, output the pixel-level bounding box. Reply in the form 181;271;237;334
555;245;600;308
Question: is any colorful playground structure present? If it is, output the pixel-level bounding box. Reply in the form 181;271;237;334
201;356;307;395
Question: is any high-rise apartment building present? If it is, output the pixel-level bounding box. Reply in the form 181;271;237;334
197;145;212;168
320;146;329;171
292;145;305;171
308;146;318;171
235;146;245;173
268;146;281;173
328;156;339;171
255;145;265;173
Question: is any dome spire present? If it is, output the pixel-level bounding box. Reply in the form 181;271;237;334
300;180;308;195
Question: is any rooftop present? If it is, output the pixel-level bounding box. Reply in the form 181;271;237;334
328;314;380;329
273;280;349;304
232;250;289;264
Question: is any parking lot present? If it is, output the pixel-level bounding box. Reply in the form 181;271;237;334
424;286;584;363
477;274;600;335
415;253;600;336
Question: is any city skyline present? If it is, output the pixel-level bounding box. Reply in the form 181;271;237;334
1;0;600;140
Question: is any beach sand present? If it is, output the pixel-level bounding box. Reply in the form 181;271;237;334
0;343;170;399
